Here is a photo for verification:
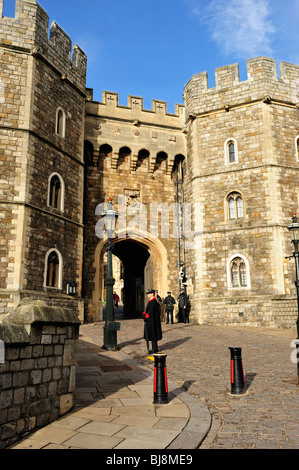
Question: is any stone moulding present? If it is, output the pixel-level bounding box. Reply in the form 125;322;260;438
1;299;81;333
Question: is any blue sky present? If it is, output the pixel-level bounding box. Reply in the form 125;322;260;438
3;0;299;113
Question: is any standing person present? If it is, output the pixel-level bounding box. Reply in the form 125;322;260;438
113;292;119;308
163;291;176;324
177;288;187;323
142;289;162;353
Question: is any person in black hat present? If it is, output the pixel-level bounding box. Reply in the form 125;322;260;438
142;289;162;353
177;288;187;323
163;291;176;324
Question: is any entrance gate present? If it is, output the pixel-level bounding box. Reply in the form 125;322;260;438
91;232;168;321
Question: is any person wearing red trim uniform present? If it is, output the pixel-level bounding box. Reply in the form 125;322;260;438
142;289;162;353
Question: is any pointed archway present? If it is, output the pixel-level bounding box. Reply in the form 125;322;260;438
91;231;168;321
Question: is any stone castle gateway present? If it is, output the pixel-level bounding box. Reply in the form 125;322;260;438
1;0;299;329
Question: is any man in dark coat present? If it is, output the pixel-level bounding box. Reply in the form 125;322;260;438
163;291;176;324
142;289;162;353
177;288;188;323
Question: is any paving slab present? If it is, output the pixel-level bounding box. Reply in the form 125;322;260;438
10;323;210;450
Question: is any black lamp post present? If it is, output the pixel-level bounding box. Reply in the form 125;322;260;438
102;198;120;350
287;212;299;383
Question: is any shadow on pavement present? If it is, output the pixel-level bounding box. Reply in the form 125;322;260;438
244;372;257;392
159;336;192;352
75;335;150;407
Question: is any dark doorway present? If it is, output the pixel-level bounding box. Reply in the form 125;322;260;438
112;240;150;317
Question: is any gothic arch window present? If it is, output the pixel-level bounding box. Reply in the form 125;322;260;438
56;107;66;137
227;254;251;289
227;192;243;220
48;173;64;211
44;249;62;289
295;136;299;161
224;138;238;164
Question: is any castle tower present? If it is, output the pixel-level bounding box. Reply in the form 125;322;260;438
0;0;87;318
184;57;299;327
84;90;186;321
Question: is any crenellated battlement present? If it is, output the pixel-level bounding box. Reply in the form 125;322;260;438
86;89;185;124
184;57;299;117
0;0;87;90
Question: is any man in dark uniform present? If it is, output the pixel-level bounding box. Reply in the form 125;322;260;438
163;291;176;324
142;289;162;353
177;288;187;323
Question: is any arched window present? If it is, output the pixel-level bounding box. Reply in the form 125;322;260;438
224;138;238;164
227;192;243;220
48;173;64;211
45;250;62;288
56;107;66;137
227;255;251;289
231;258;247;287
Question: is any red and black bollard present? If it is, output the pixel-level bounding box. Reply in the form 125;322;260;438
229;347;245;395
153;353;168;404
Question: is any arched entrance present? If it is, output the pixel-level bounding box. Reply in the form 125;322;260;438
112;240;149;316
91;232;168;321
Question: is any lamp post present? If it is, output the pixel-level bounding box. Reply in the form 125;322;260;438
102;198;120;350
287;212;299;383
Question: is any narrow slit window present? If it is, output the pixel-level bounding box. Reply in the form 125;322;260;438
56;108;66;137
46;251;60;288
49;175;62;209
236;196;243;218
228;142;235;163
229;197;235;219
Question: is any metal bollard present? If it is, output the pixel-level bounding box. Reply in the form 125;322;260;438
229;347;245;395
153;353;168;404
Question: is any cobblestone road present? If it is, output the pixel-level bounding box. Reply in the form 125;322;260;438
85;316;299;449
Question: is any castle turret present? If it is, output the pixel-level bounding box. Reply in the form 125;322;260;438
0;0;87;318
184;57;299;327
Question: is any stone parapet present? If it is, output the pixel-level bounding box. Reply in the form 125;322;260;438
0;300;80;449
86;90;185;126
0;0;87;92
184;57;299;117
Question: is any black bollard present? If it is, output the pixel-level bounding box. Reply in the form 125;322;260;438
229;347;245;395
153;353;168;404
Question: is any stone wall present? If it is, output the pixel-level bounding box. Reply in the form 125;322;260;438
0;301;80;449
196;295;298;329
